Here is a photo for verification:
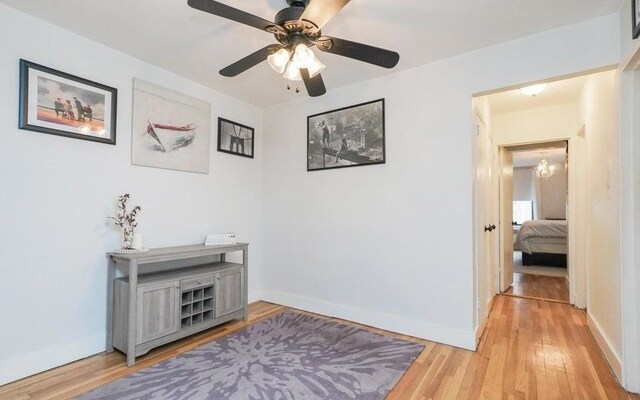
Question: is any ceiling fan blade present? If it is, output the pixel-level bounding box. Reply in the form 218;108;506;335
299;0;350;30
300;69;327;97
220;45;280;77
188;0;283;34
316;36;399;68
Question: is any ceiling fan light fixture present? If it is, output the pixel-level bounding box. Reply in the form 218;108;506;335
267;48;291;74
307;57;326;78
293;44;315;69
283;61;302;81
520;83;548;97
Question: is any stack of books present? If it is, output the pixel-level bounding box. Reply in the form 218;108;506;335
205;233;237;246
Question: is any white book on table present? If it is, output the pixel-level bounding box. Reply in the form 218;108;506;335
205;233;237;245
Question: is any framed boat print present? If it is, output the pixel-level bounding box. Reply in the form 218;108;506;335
217;118;255;159
18;59;117;145
307;99;386;171
131;78;211;174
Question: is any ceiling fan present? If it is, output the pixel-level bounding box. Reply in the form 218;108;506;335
187;0;400;97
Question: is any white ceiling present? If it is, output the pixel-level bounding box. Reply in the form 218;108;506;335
513;147;567;168
488;75;588;115
1;0;621;106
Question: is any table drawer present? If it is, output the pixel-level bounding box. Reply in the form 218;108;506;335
181;274;214;291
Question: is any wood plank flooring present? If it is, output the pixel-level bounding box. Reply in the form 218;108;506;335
505;272;570;303
0;297;636;400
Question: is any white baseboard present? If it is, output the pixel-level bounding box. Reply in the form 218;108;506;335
0;333;104;386
248;289;262;304
587;313;623;382
261;289;476;351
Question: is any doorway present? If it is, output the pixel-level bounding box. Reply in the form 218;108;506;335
500;141;569;303
472;71;609;313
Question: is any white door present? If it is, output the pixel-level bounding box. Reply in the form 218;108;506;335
500;148;514;292
475;112;495;323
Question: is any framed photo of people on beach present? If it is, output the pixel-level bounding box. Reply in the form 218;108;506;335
307;99;385;172
217;118;255;159
19;59;117;145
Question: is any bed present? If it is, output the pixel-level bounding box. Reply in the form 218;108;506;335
514;219;567;268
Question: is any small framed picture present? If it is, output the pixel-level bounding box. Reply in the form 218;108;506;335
19;59;117;145
307;99;386;171
217;117;255;158
634;0;640;39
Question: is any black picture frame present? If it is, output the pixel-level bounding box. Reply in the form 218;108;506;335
307;98;386;172
217;117;255;159
634;0;640;39
19;59;118;145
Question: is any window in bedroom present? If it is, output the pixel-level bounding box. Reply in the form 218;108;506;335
513;201;533;225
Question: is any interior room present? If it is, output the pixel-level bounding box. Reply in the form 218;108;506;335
509;142;570;301
1;0;640;399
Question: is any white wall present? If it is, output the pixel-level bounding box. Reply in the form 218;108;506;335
538;163;567;219
493;103;579;145
621;0;640;66
579;70;624;379
619;1;640;391
261;15;619;351
0;5;264;385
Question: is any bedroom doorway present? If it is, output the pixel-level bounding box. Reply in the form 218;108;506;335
500;141;570;303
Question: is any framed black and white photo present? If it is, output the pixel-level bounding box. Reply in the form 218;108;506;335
217;118;255;159
19;59;117;145
307;99;385;171
634;0;640;39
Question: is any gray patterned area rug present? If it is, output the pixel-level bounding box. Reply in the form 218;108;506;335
78;311;424;400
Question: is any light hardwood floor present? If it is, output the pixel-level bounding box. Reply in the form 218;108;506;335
505;272;570;303
0;297;636;400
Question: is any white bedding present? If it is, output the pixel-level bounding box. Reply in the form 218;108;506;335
515;220;567;255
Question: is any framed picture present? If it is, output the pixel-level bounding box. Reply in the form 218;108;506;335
19;59;117;145
307;99;385;171
217;118;255;159
634;0;640;39
131;79;211;174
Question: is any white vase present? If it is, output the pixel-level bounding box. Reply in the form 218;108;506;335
122;224;134;250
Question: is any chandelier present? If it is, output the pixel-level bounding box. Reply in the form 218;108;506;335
535;159;555;179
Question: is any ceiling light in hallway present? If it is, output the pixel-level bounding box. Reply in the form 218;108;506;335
520;83;548;97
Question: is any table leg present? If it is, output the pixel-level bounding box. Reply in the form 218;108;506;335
105;257;116;353
126;260;138;367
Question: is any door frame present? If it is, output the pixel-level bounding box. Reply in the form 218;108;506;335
619;53;640;392
498;147;514;292
495;136;583;307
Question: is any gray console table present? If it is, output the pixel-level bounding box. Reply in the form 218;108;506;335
106;243;248;366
